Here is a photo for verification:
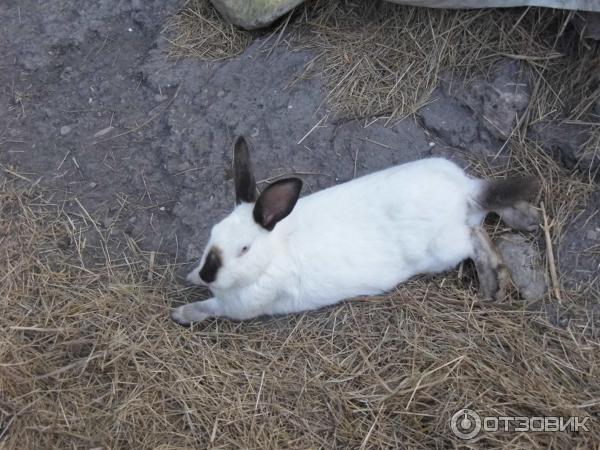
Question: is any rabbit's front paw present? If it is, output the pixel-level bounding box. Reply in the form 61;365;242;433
171;303;210;327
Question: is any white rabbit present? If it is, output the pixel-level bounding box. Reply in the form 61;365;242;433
171;136;539;325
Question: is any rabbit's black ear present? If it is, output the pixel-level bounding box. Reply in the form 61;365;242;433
233;136;257;204
253;178;302;231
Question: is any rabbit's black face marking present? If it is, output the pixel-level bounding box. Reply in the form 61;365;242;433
199;247;222;284
188;202;269;291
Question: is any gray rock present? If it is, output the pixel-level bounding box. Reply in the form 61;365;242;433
419;87;483;151
529;121;593;171
383;0;600;11
495;233;548;301
209;0;305;30
450;61;530;140
559;191;600;289
60;125;71;135
417;61;530;164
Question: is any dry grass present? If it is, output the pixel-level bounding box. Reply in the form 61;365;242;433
2;2;599;448
165;0;255;60
1;177;599;449
290;2;567;119
168;0;600;124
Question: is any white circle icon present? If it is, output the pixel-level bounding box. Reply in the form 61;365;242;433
451;408;482;440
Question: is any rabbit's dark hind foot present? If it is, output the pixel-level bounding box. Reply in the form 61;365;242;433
498;201;540;232
471;227;512;302
477;261;511;302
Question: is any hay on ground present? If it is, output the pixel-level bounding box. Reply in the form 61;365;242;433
1;1;599;448
0;160;598;447
169;0;600;125
165;0;255;60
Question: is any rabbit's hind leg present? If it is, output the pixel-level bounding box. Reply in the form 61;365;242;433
497;201;540;232
470;227;511;302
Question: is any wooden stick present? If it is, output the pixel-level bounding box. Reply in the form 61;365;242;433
541;201;562;303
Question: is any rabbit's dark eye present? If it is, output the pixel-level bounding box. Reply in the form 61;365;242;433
239;245;250;257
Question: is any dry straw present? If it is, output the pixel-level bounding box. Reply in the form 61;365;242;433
169;1;599;124
2;1;599;448
165;0;255;60
0;172;599;448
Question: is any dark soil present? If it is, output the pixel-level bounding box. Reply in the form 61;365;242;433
1;0;598;287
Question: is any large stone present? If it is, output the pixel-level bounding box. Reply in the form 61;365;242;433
209;0;600;31
209;0;305;30
530;121;594;172
417;61;529;164
383;0;600;13
495;233;548;301
418;87;483;151
449;61;530;140
559;191;600;289
210;0;600;29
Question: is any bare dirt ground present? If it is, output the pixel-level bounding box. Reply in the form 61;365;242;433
2;1;598;283
1;0;600;448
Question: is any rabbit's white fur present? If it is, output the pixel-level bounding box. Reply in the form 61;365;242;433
173;156;489;325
